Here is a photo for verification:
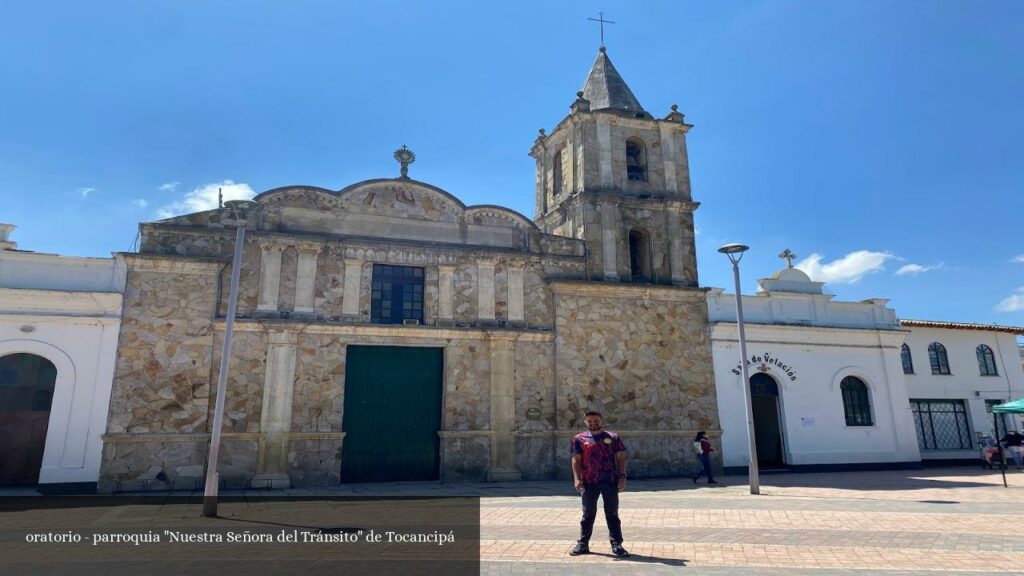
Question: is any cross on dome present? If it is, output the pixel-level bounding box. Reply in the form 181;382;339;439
778;249;797;269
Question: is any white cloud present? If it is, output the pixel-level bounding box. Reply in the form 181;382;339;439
156;180;256;219
894;263;943;276
132;199;149;208
997;287;1024;313
78;187;96;198
158;181;180;192
1012;255;1024;264
795;250;894;284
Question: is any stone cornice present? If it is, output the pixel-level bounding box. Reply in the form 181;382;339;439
144;223;587;263
587;191;699;212
222;319;557;342
102;432;344;442
544;429;721;438
550;280;709;302
102;432;261;443
438;431;496;438
121;253;225;275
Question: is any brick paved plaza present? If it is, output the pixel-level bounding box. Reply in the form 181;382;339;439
1;467;1023;575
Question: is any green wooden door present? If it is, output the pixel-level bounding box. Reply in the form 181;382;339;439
341;345;443;482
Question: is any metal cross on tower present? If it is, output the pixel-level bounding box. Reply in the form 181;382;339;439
778;248;797;269
587;11;616;48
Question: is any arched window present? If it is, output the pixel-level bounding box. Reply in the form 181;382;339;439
976;344;998;376
552;147;563;196
628;229;651;282
900;344;914;374
928;342;950;375
625;138;647;182
840;376;872;426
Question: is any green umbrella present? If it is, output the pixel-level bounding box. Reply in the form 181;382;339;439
992;398;1024;414
991;398;1024;487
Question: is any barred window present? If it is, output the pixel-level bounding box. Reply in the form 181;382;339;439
927;342;950;375
840;376;872;426
910;399;972;451
900;344;914;374
370;264;424;325
976;344;998;376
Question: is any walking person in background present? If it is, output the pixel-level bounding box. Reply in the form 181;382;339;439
692;431;717;484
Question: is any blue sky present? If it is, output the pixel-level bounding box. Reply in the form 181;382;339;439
2;1;1022;327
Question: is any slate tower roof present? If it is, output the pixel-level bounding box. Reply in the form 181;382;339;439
580;47;650;118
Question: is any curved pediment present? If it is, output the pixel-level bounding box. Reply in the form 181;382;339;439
253;179;539;249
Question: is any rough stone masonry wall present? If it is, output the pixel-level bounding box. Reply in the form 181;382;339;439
107;267;220;435
101;260;247;492
553;284;720;478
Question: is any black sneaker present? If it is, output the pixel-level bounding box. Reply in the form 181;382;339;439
708;480;718;484
611;543;630;557
569;542;590;556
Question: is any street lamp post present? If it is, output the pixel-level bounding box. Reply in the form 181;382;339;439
203;199;259;517
718;243;760;495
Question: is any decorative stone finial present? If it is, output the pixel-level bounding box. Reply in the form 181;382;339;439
599;46;606;53
538;128;546;136
571;90;591;115
393;145;416;179
0;223;16;250
664;104;685;123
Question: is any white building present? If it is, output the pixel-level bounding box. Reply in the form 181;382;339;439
708;263;921;472
899;320;1024;462
709;257;1024;473
0;224;125;491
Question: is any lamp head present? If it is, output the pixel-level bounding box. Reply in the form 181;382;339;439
222;199;260;224
718;243;749;264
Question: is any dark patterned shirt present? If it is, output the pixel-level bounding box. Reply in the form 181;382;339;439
571;430;626;485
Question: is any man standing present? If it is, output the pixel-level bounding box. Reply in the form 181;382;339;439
569;410;629;557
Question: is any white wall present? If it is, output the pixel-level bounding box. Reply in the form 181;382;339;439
0;250;125;486
711;322;921;468
902;326;1024;460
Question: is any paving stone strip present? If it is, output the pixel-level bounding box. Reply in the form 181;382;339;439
480;540;1024;572
481;507;1020;535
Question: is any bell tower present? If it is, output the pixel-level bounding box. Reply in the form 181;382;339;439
530;47;699;287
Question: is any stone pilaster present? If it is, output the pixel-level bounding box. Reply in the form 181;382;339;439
601;203;619;281
506;262;526;326
253;331;297;489
477;259;496;324
597;117;613;188
488;336;521;481
659;123;679;193
256;243;284;313
438;265;456;326
293;244;321;315
342;258;363;318
667;204;687;286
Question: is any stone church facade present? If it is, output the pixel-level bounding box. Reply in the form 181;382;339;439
98;49;718;491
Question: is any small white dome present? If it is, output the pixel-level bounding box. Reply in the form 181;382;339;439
772;267;813;283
